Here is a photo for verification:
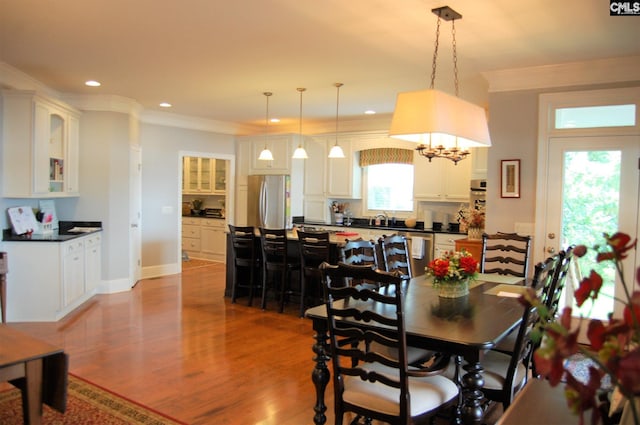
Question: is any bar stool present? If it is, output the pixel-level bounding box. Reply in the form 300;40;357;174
297;230;331;316
228;225;261;306
259;228;301;313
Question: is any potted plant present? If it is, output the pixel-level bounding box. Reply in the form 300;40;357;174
191;199;204;214
426;249;479;298
523;231;640;425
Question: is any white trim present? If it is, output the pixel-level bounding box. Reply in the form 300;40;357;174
484;56;640;93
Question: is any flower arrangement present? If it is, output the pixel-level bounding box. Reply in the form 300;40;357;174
523;231;640;425
426;250;479;286
458;205;485;231
330;201;347;213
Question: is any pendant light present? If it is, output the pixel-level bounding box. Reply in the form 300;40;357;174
389;6;491;164
258;92;274;161
292;88;309;159
328;82;345;159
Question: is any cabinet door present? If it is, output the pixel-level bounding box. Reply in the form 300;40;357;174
413;157;445;200
442;159;471;201
249;135;292;174
326;138;362;199
214;159;226;193
198;157;213;192
84;234;102;293
33;102;52;195
201;227;226;257
66;114;80;195
63;240;85;307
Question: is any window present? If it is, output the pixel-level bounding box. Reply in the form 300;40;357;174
555;104;636;129
366;163;413;212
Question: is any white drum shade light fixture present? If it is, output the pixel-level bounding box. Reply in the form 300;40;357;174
292;87;309;159
389;6;491;164
328;82;346;158
258;92;274;161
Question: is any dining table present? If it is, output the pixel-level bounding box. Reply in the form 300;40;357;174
304;273;528;425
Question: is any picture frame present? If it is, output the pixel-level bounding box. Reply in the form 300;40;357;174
501;159;521;198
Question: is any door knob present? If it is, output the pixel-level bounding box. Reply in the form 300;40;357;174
547;247;556;253
548;233;556;239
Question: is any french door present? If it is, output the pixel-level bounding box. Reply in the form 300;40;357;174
543;136;639;321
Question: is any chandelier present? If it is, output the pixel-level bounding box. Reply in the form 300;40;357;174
389;6;491;165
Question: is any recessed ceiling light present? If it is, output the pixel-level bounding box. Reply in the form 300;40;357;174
85;80;101;87
364;110;376;115
159;102;172;108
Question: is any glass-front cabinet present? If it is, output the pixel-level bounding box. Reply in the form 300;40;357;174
2;90;80;198
183;157;226;194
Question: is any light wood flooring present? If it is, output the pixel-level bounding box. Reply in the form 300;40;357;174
4;261;503;424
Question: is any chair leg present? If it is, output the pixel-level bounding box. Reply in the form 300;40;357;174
247;265;255;307
299;271;306;318
231;263;238;304
279;270;287;314
261;266;268;310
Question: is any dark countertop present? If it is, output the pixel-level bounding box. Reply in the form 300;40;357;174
298;221;466;236
3;221;103;242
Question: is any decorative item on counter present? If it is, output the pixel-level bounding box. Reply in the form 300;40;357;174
426;249;478;298
405;217;417;228
191;199;204;215
330;201;348;225
459;204;485;239
522;231;640;425
7;206;38;236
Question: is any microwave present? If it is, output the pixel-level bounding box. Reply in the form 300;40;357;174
470;179;486;208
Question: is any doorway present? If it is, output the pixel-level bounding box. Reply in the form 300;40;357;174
535;88;640;333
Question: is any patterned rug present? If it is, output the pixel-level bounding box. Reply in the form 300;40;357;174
0;374;186;424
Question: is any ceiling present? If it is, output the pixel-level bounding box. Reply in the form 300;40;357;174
1;0;639;134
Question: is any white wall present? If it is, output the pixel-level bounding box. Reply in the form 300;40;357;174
139;122;234;270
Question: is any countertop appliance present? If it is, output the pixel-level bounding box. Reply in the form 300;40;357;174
247;175;292;229
470;178;486;209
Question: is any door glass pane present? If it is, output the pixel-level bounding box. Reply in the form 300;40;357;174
561;150;621;319
555;105;636;129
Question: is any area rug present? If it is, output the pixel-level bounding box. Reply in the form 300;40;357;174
0;374;186;425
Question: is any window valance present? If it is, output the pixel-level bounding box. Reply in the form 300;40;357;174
359;148;414;167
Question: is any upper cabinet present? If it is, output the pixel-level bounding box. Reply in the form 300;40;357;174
413;154;471;202
325;137;362;199
470;147;488;180
183;157;226;194
2;90;81;198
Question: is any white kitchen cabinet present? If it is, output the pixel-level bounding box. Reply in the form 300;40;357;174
84;233;102;294
326;138;362;199
303;136;327;222
244;134;299;175
2;90;81;197
182;217;226;262
4;232;102;322
413;155;471;202
470;147;489;180
63;239;85;308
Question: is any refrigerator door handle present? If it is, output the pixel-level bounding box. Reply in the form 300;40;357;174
259;179;267;228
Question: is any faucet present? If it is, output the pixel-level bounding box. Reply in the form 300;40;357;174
373;213;389;227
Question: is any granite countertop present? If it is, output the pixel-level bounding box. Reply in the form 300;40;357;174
3;221;103;242
298;221;466;236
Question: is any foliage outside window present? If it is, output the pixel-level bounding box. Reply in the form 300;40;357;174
366;163;413;212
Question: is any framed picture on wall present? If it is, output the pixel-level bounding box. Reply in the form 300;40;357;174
501;159;520;198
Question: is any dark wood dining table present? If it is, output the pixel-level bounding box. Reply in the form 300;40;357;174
305;275;527;425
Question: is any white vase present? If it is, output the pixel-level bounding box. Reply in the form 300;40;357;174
437;279;470;298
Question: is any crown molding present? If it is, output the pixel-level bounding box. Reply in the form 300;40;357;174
139;110;255;134
483;55;640;93
0;62;61;98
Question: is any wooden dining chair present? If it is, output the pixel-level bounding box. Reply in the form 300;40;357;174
480;232;532;278
379;234;413;278
339;238;379;288
297;230;331;316
228;225;261;306
259;228;301;313
545;246;575;319
320;262;459;425
447;259;544;410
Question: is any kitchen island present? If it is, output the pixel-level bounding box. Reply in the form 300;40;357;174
2;221;102;322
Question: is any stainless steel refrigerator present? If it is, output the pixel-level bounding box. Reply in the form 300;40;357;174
247;175;292;229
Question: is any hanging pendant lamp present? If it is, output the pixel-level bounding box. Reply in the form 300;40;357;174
389;6;491;164
328;82;345;159
258;92;274;161
292;88;309;159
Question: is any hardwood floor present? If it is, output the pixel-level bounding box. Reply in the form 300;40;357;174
5;261;504;424
6;262;332;425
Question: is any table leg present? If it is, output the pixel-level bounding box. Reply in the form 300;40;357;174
22;358;44;425
460;360;485;425
311;324;330;425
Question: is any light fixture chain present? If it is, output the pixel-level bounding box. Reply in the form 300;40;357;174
430;15;442;89
452;19;459;97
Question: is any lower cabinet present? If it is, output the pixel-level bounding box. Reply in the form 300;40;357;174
182;217;226;262
4;232;103;322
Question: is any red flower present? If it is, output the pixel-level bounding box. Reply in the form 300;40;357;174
428;258;450;279
459;256;478;274
575;270;603;307
598;232;637;262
